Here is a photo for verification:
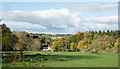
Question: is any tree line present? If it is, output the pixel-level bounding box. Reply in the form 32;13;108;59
1;24;120;52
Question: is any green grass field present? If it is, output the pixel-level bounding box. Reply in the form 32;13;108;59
2;51;118;67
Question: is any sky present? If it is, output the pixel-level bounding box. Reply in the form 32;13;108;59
1;2;118;34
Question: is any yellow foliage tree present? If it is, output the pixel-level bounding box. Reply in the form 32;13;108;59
52;39;66;51
77;41;85;50
51;41;58;50
70;42;74;51
114;38;120;48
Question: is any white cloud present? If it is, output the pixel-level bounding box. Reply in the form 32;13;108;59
2;8;118;33
84;16;118;23
32;9;70;19
2;9;82;33
78;23;118;31
2;21;46;30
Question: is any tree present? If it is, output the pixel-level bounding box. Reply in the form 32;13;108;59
13;32;41;51
51;41;58;50
112;37;120;53
89;35;114;51
114;38;120;48
102;31;106;35
95;31;97;34
45;37;52;45
2;24;18;51
70;42;74;51
98;30;102;35
51;39;66;51
77;41;85;51
107;30;110;35
93;34;99;39
37;36;45;44
91;31;94;40
64;36;71;51
57;39;66;51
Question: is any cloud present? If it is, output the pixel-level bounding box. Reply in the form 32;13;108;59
81;23;118;31
2;8;82;33
2;8;118;34
84;16;118;24
2;21;46;31
78;16;118;31
59;3;117;12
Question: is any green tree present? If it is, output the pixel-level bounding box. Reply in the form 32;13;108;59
103;31;106;35
107;30;110;35
95;31;97;34
98;30;102;35
91;31;94;40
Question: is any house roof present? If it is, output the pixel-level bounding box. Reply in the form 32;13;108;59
51;37;64;39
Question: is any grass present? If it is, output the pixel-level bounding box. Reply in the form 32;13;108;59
2;51;118;67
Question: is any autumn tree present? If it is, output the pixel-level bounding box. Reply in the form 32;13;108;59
112;38;120;53
114;38;120;48
51;41;58;50
64;36;71;51
89;35;114;51
77;41;87;52
57;39;66;51
13;32;41;51
2;24;18;51
70;42;74;51
51;39;66;51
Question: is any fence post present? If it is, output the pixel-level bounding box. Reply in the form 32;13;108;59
20;50;23;62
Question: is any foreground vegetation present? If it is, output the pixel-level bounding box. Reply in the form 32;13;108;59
2;51;118;67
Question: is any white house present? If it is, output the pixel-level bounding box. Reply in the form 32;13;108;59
42;44;53;52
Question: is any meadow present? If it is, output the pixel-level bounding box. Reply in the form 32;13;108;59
2;51;118;67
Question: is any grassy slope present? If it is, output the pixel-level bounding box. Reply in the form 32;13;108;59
2;51;118;67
